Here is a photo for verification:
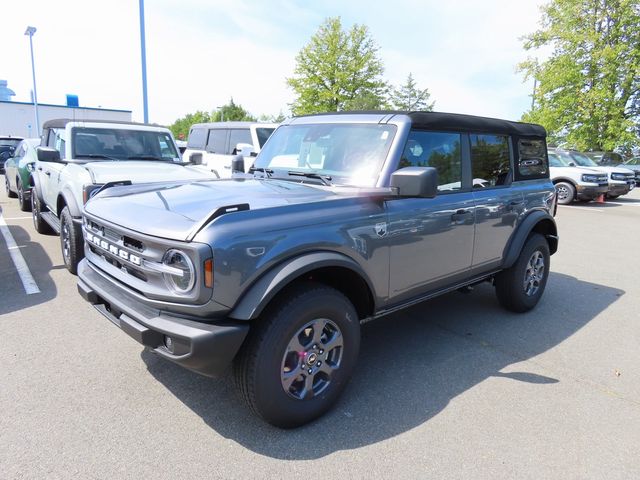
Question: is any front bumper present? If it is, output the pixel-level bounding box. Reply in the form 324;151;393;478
576;184;608;200
77;259;249;377
608;183;631;196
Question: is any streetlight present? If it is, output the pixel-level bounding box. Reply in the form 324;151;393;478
24;26;40;137
139;0;149;123
217;106;224;122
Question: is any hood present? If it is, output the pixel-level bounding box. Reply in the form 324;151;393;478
550;165;603;175
584;165;634;175
84;178;355;241
83;161;208;184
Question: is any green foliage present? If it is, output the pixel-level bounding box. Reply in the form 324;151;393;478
519;0;640;152
287;17;388;115
169;110;211;140
169;99;257;140
389;73;435;111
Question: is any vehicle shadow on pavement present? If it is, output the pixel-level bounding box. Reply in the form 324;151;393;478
140;271;623;459
0;224;57;315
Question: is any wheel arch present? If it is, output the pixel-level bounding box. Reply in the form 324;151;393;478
502;211;558;269
228;251;376;321
57;188;81;218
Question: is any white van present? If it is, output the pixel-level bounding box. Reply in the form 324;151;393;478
183;122;278;178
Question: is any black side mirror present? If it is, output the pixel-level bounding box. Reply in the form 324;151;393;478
189;152;203;165
37;146;62;163
390;167;438;198
231;155;245;173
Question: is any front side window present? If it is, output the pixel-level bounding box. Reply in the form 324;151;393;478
187;128;207;149
471;134;511;188
229;129;253;154
256;128;276;148
254;123;396;187
71;128;178;161
48;128;66;159
399;131;462;192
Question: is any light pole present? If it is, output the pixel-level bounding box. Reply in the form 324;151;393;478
139;0;149;123
24;26;40;137
217;106;224;122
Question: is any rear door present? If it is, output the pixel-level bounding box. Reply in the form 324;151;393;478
203;128;232;178
470;133;523;270
386;130;475;303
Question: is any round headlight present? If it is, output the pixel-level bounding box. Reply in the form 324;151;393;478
162;249;195;293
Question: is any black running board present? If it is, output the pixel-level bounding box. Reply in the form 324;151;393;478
41;211;61;234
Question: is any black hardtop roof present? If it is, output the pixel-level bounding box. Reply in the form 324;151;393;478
295;110;546;137
189;121;277;129
42;119;167;129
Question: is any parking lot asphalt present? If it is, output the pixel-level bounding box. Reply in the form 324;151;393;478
1;184;639;479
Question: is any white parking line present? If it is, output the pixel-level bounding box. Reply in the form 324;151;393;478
602;201;640;207
3;216;33;220
560;206;605;212
0;213;40;295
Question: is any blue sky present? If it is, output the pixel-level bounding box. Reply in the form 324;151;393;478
4;0;547;125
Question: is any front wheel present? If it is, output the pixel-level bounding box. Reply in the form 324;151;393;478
495;233;550;313
233;283;360;428
60;206;84;274
554;181;575;205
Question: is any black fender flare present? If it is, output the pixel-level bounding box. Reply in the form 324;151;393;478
58;187;82;219
30;172;45;202
228;251;375;321
502;210;558;269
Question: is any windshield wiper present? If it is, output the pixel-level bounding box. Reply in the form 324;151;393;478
249;167;273;177
76;154;121;161
287;170;332;186
127;155;166;161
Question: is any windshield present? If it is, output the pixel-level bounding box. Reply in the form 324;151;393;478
71;127;179;161
625;157;640;166
548;152;569;167
0;139;22;148
253;123;396;187
568;152;598;167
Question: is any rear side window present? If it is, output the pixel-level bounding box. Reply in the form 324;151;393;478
470;134;511;187
256;128;276;147
206;129;227;153
399;130;462;192
187;128;207;149
516;138;548;179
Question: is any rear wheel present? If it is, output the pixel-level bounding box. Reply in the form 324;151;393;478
60;206;84;274
554;182;575;205
233;283;360;428
17;179;31;212
5;176;17;198
495;233;550;313
31;191;54;234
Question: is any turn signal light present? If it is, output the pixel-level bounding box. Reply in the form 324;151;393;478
204;259;213;288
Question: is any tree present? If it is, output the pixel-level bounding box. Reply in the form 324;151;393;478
169;110;211;140
519;0;640;152
169;99;256;140
211;98;257;123
389;73;435;111
287;17;387;115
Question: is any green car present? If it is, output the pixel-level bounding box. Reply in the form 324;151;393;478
4;138;39;211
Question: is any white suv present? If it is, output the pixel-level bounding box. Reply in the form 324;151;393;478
31;119;212;273
548;150;608;204
183;122;277;178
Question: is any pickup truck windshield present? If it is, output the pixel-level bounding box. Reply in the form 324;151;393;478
253;123;396;187
71;127;178;161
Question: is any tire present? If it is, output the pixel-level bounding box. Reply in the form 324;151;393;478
495;233;550;313
5;176;17;198
17;179;31;212
233;283;360;428
60;206;84;275
554;181;575;205
606;194;620;199
31;191;54;234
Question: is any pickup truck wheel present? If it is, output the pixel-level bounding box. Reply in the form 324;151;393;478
233;283;360;428
31;192;53;234
17;180;31;212
554;181;574;205
60;206;84;274
495;233;550;313
5;176;17;198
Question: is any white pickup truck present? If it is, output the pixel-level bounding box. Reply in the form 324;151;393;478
31;119;212;273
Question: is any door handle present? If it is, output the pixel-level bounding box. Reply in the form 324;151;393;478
44;171;51;176
38;166;43;171
451;209;473;223
507;201;524;211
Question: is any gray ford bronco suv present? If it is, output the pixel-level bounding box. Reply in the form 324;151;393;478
77;111;558;428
